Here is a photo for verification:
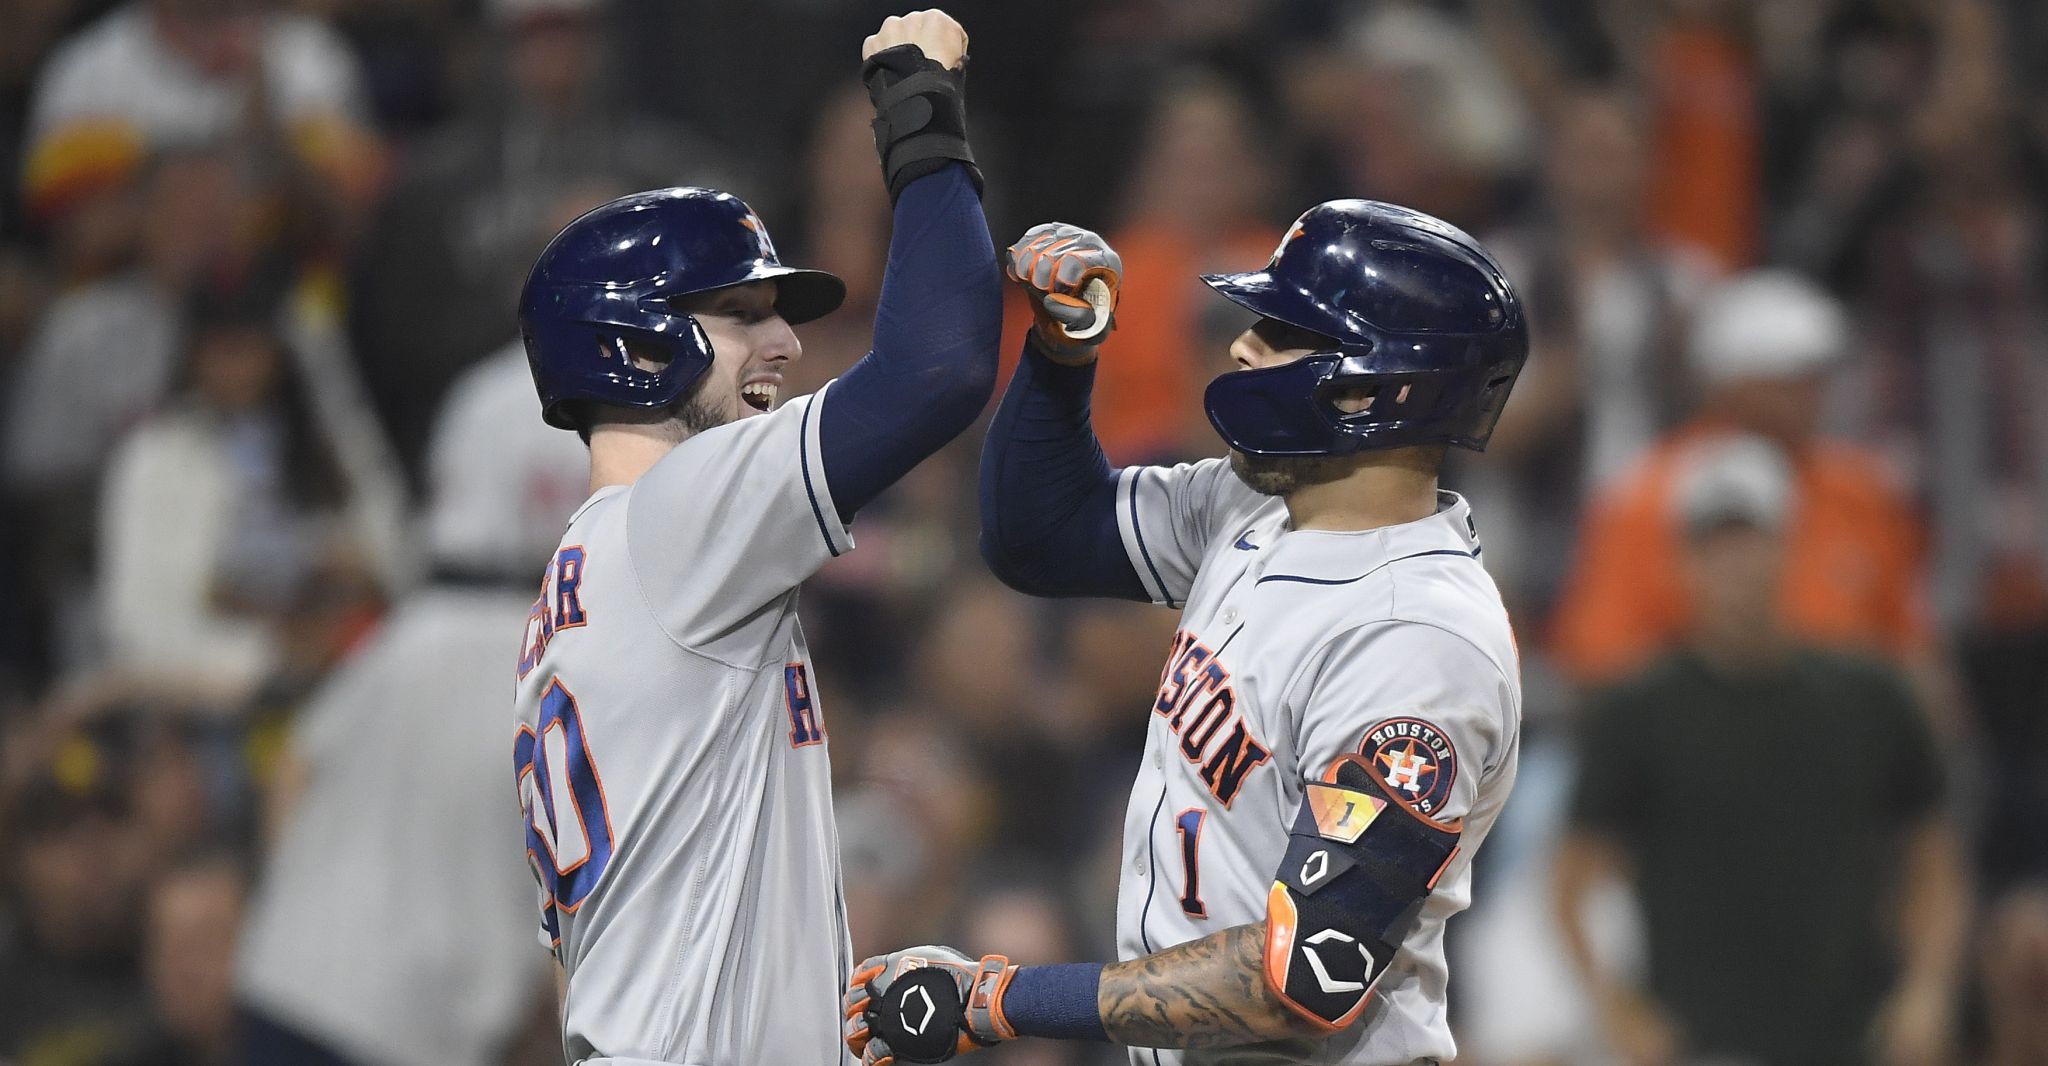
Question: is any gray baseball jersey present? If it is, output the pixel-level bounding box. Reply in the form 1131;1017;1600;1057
1112;459;1521;1066
514;386;854;1066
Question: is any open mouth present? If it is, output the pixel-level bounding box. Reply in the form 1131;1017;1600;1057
740;380;778;412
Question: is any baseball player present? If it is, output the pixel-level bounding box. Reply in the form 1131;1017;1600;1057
846;203;1528;1066
511;11;1001;1065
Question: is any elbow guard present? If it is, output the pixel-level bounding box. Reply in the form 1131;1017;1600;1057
1263;753;1463;1031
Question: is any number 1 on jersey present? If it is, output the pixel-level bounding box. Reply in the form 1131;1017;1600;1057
1175;807;1208;917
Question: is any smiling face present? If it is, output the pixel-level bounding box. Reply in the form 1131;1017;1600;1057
669;279;802;429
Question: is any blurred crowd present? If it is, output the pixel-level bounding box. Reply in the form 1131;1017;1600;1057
2;0;2047;1064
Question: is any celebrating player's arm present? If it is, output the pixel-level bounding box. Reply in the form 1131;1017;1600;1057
578;8;1001;647
843;623;1513;1062
977;224;1263;607
819;8;1002;513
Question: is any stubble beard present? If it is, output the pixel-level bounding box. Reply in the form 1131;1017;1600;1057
635;390;731;446
672;392;729;438
1228;449;1358;496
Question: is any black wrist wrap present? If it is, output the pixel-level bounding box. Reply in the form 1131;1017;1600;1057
861;44;983;204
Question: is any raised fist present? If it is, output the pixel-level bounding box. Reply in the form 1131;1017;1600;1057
1006;223;1123;353
862;9;968;70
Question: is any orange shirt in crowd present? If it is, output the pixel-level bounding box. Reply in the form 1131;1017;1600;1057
1645;22;1758;271
1550;422;1931;684
1089;223;1276;462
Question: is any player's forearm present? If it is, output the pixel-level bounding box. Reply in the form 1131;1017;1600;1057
976;338;1146;599
1097;921;1324;1048
818;164;1002;516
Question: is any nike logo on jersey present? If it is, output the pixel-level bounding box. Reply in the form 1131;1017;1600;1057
1233;532;1259;551
1153;630;1272;805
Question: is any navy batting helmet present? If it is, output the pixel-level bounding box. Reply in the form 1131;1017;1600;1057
519;187;846;431
1201;200;1525;456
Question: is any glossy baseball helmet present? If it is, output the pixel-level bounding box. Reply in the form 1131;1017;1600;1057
519;187;846;431
1201;200;1526;456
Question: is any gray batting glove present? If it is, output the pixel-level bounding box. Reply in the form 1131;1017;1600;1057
1005;223;1123;349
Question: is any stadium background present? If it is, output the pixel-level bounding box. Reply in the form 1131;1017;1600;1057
1;0;2046;1063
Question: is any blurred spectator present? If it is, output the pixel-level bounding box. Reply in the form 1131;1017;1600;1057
0;727;149;1066
1636;0;1761;269
301;0;470;134
126;715;250;877
1553;435;1968;1066
1770;2;1941;281
6;146;249;504
104;852;246;1066
21;0;382;280
96;291;389;701
1476;81;1718;619
4;144;254;680
1096;71;1279;462
0;0;80;235
234;345;578;1066
1815;0;2048;902
1979;885;2048;1066
1858;49;2048;638
350;0;757;482
1550;269;1931;686
1283;2;1528;231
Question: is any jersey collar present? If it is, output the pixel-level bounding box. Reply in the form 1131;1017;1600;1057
566;484;626;526
1254;491;1481;588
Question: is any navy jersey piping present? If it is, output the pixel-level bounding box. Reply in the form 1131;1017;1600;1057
1127;472;1174;605
1137;784;1168;954
1254;545;1481;587
797;397;843;557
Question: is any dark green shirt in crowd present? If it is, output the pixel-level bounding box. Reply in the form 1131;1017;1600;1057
1571;647;1942;1066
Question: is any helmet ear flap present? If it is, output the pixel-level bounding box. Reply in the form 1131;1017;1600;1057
534;312;716;431
609;311;716;399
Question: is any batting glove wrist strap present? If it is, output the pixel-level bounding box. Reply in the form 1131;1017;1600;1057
862;45;983;205
846;947;1016;1064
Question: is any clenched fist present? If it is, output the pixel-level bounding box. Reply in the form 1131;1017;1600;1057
1006;223;1123;358
862;9;968;69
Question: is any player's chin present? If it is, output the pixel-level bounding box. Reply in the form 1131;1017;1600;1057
1229;450;1295;496
1229;449;1356;496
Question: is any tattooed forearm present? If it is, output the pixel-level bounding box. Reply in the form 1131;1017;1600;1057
1097;921;1318;1049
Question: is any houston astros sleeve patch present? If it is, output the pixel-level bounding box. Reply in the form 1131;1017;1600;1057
1356;717;1458;818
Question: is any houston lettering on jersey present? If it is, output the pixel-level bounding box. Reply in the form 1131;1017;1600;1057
1153;630;1272;806
518;546;590;679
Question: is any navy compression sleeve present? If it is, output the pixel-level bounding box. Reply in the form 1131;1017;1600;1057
976;339;1147;600
818;164;1002;519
